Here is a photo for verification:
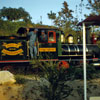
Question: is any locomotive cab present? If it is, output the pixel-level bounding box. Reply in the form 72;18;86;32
37;29;61;60
17;27;63;60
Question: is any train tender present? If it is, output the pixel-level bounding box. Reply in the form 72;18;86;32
0;15;100;67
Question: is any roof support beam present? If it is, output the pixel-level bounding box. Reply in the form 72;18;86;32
83;22;87;100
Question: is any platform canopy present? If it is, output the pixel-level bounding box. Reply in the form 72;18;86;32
78;15;100;26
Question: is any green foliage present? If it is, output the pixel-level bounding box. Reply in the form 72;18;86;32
0;7;32;22
0;19;58;36
70;64;97;80
40;61;73;100
47;11;56;25
47;1;78;43
0;7;33;36
47;1;73;28
87;0;100;15
29;60;74;100
47;11;56;20
15;75;27;84
97;40;100;48
0;20;29;36
30;60;98;100
30;59;43;69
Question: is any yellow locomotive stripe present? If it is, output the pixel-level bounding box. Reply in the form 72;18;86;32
1;49;23;55
39;48;56;52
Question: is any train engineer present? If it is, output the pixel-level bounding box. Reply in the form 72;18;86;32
27;28;38;59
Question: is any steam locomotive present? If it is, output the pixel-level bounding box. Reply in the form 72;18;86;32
0;15;100;67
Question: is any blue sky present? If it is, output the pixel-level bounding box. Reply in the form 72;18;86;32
0;0;90;25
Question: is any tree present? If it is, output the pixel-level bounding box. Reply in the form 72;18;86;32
87;0;100;15
0;7;32;23
47;11;56;25
48;1;73;27
47;1;76;38
48;11;56;20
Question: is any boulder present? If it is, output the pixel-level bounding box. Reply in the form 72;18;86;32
0;71;16;84
22;78;50;100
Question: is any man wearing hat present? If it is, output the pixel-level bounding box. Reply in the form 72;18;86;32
40;30;47;42
27;29;38;59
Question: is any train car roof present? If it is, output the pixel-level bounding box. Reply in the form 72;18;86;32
17;27;62;35
78;15;100;26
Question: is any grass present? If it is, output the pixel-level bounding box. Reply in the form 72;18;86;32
15;74;41;84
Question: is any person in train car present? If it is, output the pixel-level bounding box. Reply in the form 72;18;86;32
40;30;47;42
27;28;38;59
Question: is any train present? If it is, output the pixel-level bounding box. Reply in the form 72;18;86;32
0;15;100;68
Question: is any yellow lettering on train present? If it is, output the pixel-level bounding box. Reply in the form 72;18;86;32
39;48;56;52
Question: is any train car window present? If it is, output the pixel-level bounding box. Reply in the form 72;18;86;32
48;31;56;43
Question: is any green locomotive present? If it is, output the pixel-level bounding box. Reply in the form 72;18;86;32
1;15;100;67
0;28;64;63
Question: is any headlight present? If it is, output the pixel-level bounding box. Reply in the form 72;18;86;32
61;34;64;43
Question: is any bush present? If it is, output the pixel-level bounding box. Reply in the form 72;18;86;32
70;64;97;80
40;61;73;100
30;60;98;100
0;20;32;36
15;75;27;84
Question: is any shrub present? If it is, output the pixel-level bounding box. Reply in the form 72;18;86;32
15;75;27;84
71;64;97;80
40;61;73;100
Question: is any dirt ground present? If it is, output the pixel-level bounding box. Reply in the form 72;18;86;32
0;77;49;100
0;84;23;100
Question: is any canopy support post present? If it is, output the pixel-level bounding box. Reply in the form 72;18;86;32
83;22;87;100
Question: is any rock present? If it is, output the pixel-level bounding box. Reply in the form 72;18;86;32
62;79;100;100
22;78;50;100
0;71;16;84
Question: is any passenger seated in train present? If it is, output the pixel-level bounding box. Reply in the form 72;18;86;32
40;30;48;42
